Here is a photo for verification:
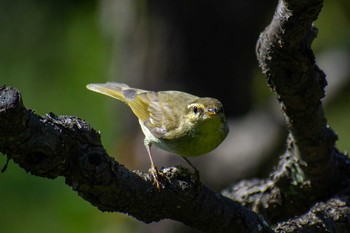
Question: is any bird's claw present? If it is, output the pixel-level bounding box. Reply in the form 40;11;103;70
149;166;162;190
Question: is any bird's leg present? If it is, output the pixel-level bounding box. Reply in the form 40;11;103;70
181;157;200;179
145;144;161;189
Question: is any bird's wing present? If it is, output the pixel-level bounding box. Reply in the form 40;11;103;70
127;91;169;138
87;83;198;139
86;82;153;123
129;91;196;139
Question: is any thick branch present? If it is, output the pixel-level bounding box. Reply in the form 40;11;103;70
0;86;271;233
256;0;339;197
223;0;350;226
256;0;337;180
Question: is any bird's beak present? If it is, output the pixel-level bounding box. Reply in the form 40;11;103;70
206;108;217;116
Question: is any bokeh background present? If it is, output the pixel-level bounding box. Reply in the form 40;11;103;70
0;0;349;232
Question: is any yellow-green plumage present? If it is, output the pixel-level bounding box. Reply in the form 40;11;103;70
86;82;229;188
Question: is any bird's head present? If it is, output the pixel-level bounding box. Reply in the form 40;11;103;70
185;97;226;123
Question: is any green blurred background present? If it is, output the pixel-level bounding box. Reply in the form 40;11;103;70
0;0;349;232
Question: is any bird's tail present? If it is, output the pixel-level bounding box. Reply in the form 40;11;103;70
86;82;146;103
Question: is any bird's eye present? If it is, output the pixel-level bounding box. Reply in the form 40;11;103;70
193;106;198;114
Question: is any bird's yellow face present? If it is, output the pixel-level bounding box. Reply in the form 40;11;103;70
184;98;225;124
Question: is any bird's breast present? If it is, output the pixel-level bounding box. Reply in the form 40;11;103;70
153;116;228;156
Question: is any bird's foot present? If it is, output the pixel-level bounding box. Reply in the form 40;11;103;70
149;166;162;190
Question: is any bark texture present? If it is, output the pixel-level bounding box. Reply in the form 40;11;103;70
222;0;350;231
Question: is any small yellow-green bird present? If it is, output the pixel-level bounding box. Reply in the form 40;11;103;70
86;82;229;188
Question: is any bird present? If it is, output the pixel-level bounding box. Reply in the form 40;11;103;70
86;82;229;188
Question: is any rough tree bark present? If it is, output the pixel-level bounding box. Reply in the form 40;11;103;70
1;0;350;232
224;0;350;231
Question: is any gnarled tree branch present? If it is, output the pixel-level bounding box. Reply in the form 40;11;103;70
224;0;350;228
256;0;337;183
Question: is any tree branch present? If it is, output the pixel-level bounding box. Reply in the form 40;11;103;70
0;85;271;233
275;197;350;233
223;0;350;226
256;0;337;179
255;0;339;193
